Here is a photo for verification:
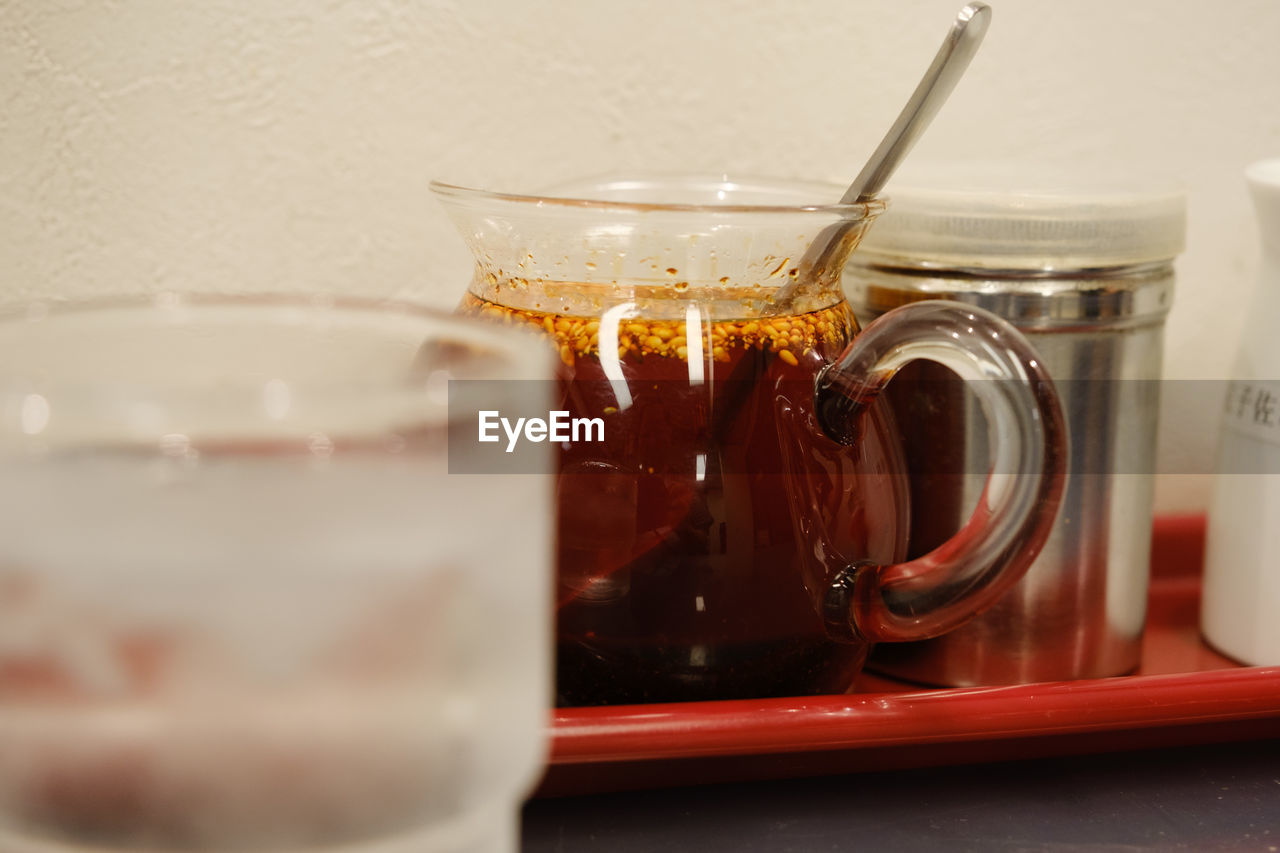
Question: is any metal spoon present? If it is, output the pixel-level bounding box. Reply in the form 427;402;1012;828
769;2;992;314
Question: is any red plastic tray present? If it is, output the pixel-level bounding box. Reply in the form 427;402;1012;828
537;515;1280;797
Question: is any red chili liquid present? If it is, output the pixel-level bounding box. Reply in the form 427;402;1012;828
465;294;908;705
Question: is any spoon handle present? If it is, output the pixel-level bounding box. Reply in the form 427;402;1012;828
767;3;992;316
843;2;991;204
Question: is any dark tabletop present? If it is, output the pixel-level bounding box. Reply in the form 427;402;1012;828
522;739;1280;851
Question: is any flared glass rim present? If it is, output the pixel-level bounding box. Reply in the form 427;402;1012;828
429;177;886;220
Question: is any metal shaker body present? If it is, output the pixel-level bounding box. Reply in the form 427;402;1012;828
849;266;1172;684
843;182;1185;685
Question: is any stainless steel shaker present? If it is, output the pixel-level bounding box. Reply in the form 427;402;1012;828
846;180;1186;685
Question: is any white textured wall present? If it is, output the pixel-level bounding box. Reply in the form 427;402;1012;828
3;0;1279;511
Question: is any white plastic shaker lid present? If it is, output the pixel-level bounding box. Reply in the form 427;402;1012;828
849;163;1188;272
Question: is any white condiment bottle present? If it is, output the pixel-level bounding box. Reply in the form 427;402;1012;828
1202;158;1280;666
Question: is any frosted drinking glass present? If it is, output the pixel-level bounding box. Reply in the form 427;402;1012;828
0;297;553;852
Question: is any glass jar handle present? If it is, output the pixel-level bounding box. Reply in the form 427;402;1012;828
815;300;1067;643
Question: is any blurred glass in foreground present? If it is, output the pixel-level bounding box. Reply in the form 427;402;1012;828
0;296;553;852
